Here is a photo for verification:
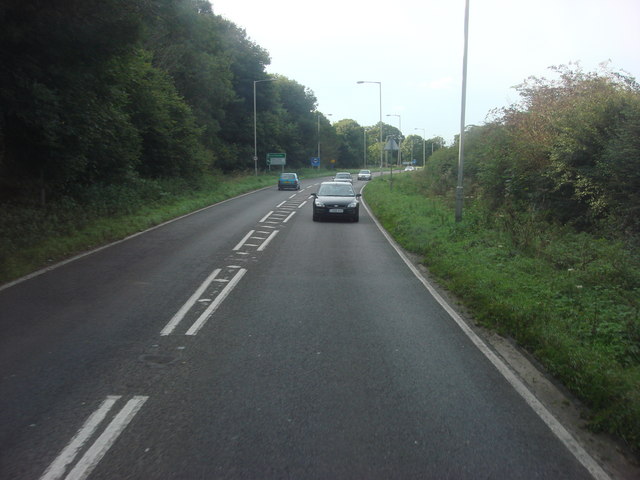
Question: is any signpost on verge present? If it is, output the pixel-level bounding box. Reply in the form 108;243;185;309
384;136;399;190
310;157;320;168
266;153;286;172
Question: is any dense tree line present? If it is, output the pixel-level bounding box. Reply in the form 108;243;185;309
0;0;337;205
423;65;640;238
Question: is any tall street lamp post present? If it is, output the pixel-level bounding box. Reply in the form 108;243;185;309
253;78;277;176
414;128;426;167
356;81;383;172
386;114;401;166
456;0;470;222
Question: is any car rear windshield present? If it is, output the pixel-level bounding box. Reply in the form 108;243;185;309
280;173;296;179
318;184;355;196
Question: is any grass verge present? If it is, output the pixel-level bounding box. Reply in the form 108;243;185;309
364;173;640;453
0;168;332;285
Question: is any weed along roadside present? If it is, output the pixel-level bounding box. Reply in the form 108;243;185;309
364;173;640;462
2;169;639;470
0;169;335;285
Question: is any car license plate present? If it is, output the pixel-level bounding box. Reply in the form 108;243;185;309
329;208;343;213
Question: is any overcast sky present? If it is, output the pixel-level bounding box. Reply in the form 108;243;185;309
210;0;640;144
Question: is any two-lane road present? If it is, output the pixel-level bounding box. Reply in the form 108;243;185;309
0;178;604;478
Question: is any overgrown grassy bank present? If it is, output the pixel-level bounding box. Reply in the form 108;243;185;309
364;174;640;452
0;169;331;284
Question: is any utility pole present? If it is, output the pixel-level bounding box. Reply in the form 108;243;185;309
456;0;470;222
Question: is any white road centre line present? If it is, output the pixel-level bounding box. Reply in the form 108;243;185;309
276;201;286;208
288;194;296;199
257;230;279;252
282;212;296;223
160;268;221;336
232;230;255;251
185;268;247;335
40;396;121;480
64;396;148;480
259;211;273;223
298;201;308;208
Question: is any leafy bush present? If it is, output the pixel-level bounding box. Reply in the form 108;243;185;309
365;174;640;451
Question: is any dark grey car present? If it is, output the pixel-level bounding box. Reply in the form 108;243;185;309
310;181;361;222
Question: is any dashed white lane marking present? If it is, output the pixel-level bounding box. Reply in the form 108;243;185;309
161;269;221;336
282;212;296;223
185;268;247;335
41;396;148;480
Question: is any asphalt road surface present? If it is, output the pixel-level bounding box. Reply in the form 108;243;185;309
0;177;606;479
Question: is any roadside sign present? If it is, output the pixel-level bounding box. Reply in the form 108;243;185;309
310;157;320;167
267;153;286;166
384;138;399;151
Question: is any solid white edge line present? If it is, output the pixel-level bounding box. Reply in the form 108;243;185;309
232;230;255;251
282;212;296;223
185;268;247;335
64;396;148;480
257;230;279;252
1;187;272;292
40;396;121;480
361;197;611;480
259;211;273;223
160;268;221;336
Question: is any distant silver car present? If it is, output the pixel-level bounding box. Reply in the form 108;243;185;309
333;172;353;183
357;169;372;180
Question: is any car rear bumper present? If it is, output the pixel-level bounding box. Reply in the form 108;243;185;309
313;206;358;218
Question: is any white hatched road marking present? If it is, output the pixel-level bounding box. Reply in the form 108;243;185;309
40;396;148;480
185;268;247;335
232;230;255;251
160;269;221;336
257;230;279;252
259;211;274;223
40;190;304;478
